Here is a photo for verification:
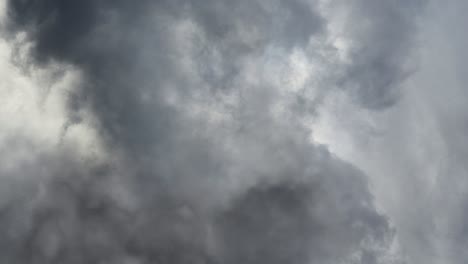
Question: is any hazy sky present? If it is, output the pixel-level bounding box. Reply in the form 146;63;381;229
0;0;466;263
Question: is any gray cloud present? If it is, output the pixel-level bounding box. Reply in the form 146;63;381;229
302;1;468;264
329;0;426;109
0;0;426;263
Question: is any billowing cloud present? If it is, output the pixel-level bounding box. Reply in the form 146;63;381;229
0;0;427;263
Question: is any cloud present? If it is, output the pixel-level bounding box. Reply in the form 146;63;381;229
0;0;426;263
309;1;468;264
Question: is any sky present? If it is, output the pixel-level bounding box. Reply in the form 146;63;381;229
0;0;466;263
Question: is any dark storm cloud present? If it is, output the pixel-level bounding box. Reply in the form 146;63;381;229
1;0;425;263
216;171;393;264
6;0;179;154
0;138;395;264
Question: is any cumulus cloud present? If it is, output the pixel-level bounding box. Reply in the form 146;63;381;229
0;0;427;263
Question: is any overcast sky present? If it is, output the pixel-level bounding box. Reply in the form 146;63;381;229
0;0;467;263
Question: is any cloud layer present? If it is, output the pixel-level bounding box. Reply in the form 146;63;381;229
0;0;428;263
